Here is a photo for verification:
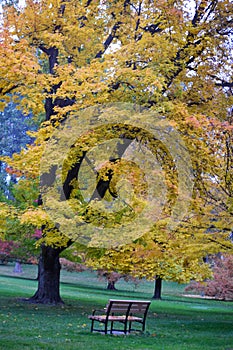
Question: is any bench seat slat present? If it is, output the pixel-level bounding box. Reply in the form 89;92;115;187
89;315;127;321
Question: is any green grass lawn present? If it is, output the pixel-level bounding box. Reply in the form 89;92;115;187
0;263;232;350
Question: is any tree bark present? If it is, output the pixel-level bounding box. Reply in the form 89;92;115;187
31;44;73;304
28;245;64;304
153;276;162;300
107;281;117;290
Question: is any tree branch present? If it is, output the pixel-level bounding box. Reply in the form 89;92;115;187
0;84;20;95
209;74;233;88
192;0;218;27
215;81;233;88
95;21;122;58
141;23;162;35
85;0;93;7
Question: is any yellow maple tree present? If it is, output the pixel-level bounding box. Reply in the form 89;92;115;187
0;0;232;303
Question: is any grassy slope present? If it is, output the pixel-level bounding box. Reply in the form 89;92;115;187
0;264;232;350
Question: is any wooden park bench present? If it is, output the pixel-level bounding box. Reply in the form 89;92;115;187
88;299;151;334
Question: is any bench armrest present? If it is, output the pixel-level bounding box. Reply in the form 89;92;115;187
91;308;106;316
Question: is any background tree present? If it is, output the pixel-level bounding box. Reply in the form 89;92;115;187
0;0;232;304
0;101;38;200
0;101;41;270
0;178;40;268
185;254;233;301
86;216;232;299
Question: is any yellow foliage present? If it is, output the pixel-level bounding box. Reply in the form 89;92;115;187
20;208;51;227
0;203;17;239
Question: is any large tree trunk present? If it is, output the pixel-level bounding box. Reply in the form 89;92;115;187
153;276;162;300
28;245;64;304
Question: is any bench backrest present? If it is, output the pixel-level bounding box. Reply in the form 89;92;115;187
106;299;151;317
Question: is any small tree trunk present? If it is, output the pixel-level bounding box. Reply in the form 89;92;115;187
107;281;117;290
153;276;162;300
28;245;63;305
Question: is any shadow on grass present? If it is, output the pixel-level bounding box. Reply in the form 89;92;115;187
0;273;37;282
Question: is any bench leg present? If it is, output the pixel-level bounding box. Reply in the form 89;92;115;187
90;320;94;332
104;322;108;334
110;321;114;334
110;321;128;334
128;320;145;333
124;322;128;334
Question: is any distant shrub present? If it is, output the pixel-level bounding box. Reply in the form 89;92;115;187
97;270;140;290
26;256;38;265
185;254;233;300
0;239;18;264
59;258;87;272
